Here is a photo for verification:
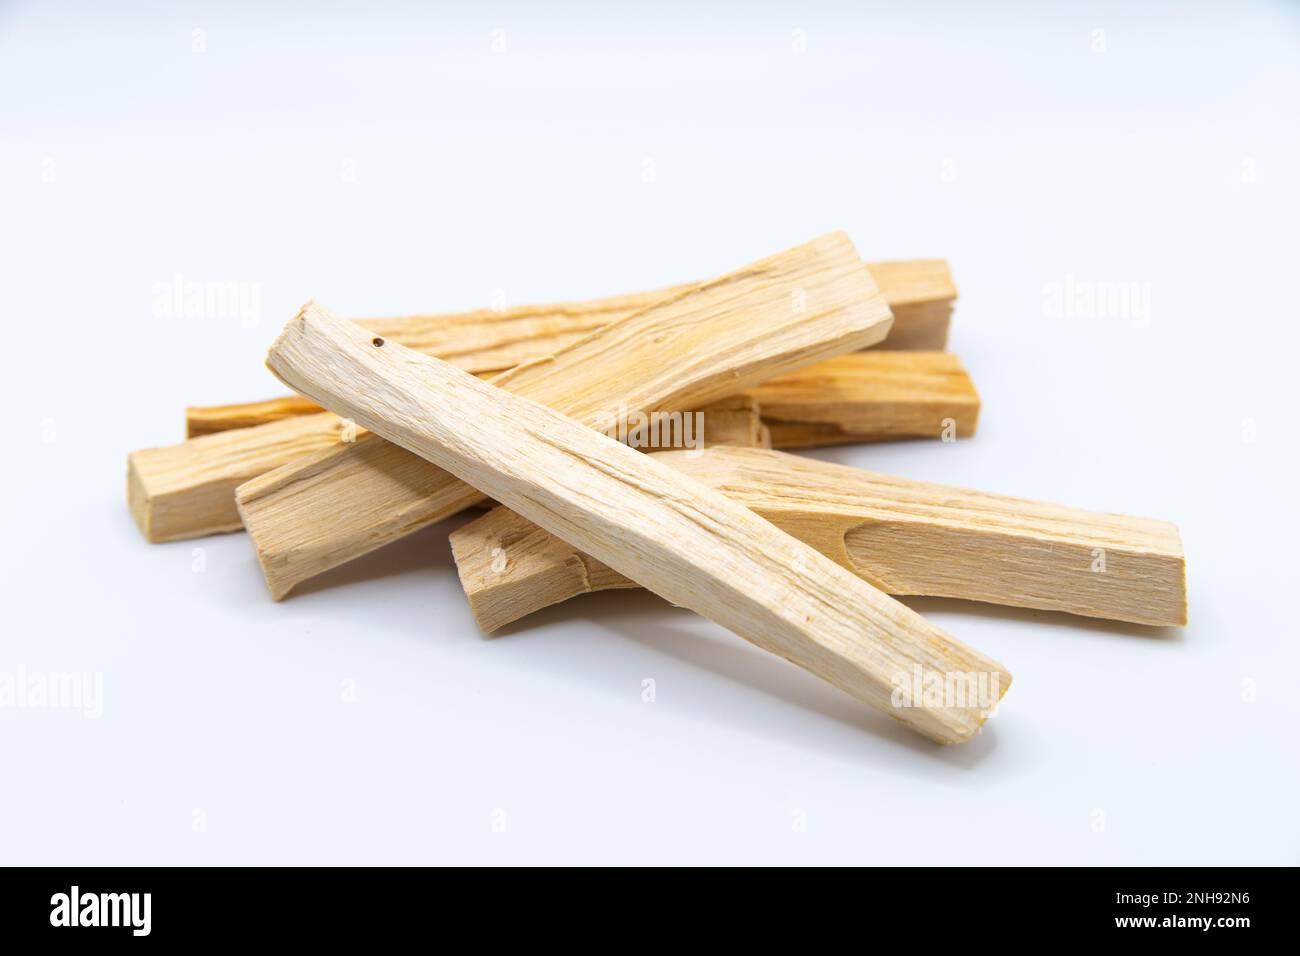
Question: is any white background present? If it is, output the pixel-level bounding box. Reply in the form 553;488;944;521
2;0;1297;865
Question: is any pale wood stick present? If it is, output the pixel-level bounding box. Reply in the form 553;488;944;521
355;286;693;376
130;350;975;543
186;348;976;447
449;446;1188;632
184;292;678;436
127;413;347;543
185;395;321;437
859;259;954;350
237;232;894;598
183;259;955;437
129;349;975;543
264;302;1010;744
750;351;979;448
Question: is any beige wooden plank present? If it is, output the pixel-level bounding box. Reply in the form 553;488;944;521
183;259;955;437
450;447;1186;631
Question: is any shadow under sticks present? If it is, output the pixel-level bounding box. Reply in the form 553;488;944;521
502;586;1003;768
283;511;479;599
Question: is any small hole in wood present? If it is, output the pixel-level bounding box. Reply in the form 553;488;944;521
372;337;384;347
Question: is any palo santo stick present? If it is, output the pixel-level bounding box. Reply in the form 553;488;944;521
449;447;1188;632
355;286;694;376
238;232;894;598
131;350;971;543
183;259;955;437
185;395;321;437
186;350;978;447
859;259;954;349
183;292;683;437
749;351;979;448
358;257;954;359
127;413;347;542
264;303;1010;744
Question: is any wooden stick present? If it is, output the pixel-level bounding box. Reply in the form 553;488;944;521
129;350;976;543
183;259;955;437
264;302;1010;744
859;259;954;350
750;351;979;448
129;350;977;543
183;289;681;437
449;447;1188;632
355;286;693;376
127;413;347;542
237;232;895;598
185;395;321;437
186;349;976;447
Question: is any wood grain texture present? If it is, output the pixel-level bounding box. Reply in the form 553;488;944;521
131;350;972;544
751;351;979;448
449;447;1187;631
183;259;955;437
237;232;894;598
856;259;954;350
127;413;348;542
264;302;1010;744
185;395;322;437
355;286;693;376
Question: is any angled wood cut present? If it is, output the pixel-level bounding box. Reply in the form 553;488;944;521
183;258;956;437
857;259;955;350
449;446;1188;632
263;302;1011;744
238;232;894;598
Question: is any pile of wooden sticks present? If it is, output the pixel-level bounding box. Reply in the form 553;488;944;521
127;232;1186;744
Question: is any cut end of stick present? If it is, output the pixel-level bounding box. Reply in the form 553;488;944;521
266;300;323;384
939;670;1011;745
1174;532;1190;627
126;446;246;543
126;453;154;541
233;482;291;602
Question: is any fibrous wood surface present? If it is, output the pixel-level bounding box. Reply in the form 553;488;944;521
127;413;346;542
750;351;979;448
183;259;955;437
238;232;894;598
184;350;978;451
263;300;1010;744
133;349;972;543
449;446;1187;632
